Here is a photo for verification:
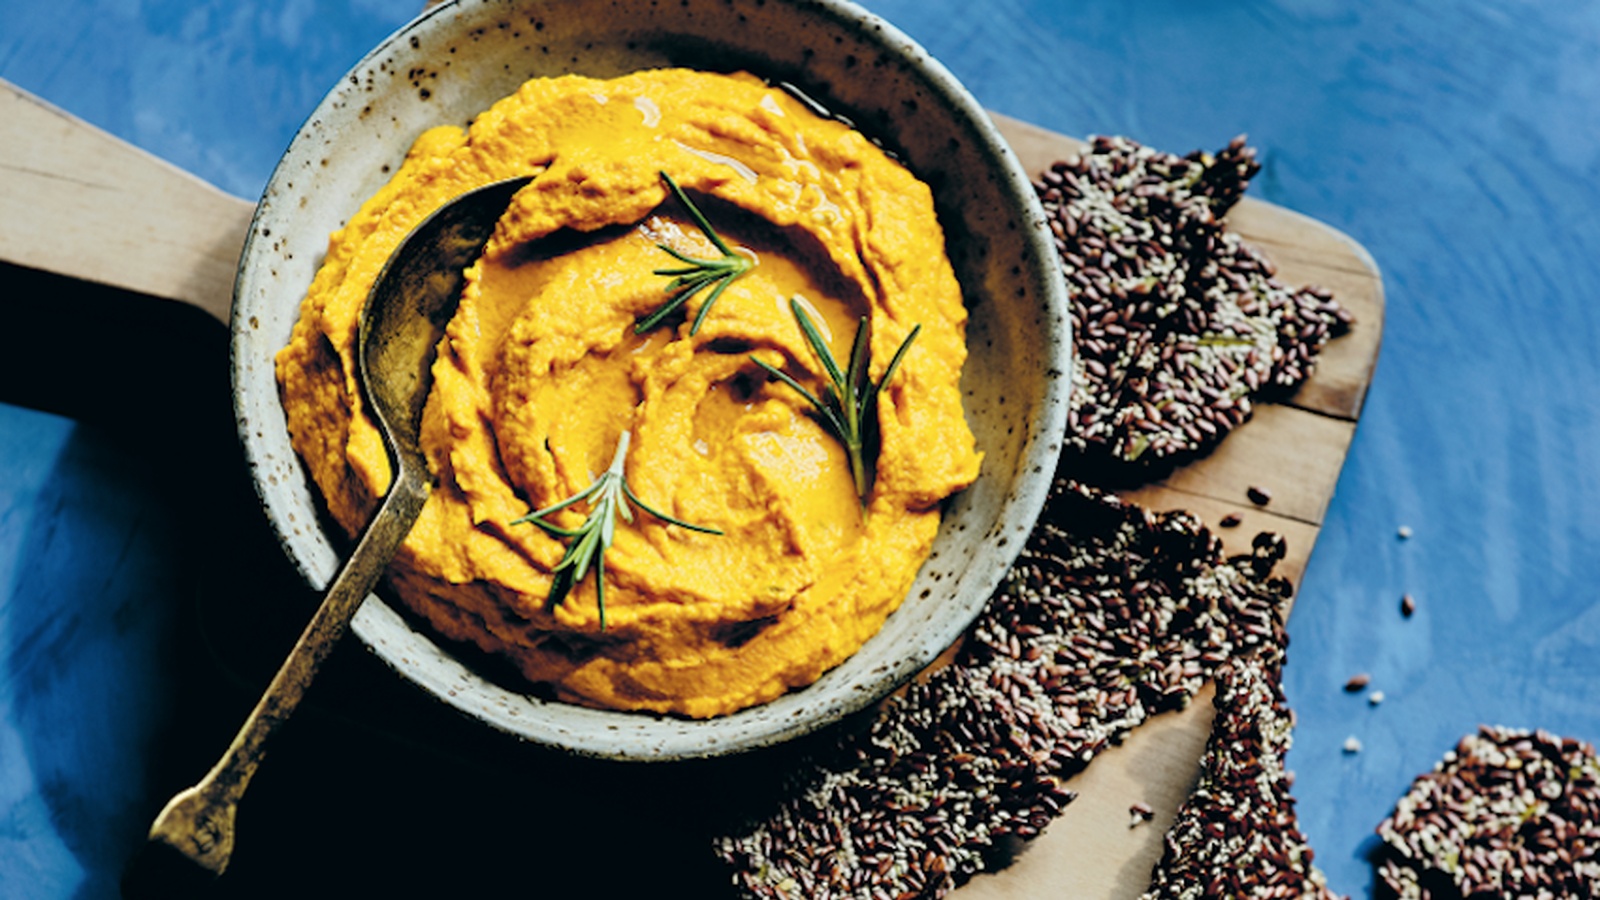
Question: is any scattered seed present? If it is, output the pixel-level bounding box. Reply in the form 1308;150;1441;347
1368;691;1385;706
1397;525;1413;539
1344;672;1371;692
1219;512;1243;528
1400;594;1416;617
1129;802;1155;828
1343;736;1363;753
1247;485;1272;507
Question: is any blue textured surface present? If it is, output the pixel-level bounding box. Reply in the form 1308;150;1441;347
4;1;1600;897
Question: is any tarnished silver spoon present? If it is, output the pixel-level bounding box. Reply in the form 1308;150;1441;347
142;175;533;878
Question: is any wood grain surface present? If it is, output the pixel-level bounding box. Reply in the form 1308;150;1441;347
0;80;1382;898
0;79;250;324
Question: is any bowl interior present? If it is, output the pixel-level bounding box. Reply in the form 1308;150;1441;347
231;0;1069;760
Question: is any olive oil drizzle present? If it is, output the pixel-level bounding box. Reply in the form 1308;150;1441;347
636;171;755;336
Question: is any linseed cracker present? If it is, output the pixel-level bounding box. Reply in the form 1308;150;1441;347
714;481;1295;899
1375;726;1600;899
1037;136;1352;473
1139;652;1343;900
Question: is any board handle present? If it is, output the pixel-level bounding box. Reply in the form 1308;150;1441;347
0;78;254;325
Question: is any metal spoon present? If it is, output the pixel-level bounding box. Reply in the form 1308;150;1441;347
142;175;533;877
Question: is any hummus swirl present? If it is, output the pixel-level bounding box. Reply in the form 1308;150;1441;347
276;69;981;718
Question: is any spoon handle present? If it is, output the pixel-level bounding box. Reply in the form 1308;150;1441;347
145;467;431;876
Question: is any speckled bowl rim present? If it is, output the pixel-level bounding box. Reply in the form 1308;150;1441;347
230;0;1070;761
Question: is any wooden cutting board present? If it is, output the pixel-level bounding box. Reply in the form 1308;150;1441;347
968;113;1384;899
0;80;1383;897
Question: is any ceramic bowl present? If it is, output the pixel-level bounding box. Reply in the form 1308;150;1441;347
230;0;1070;760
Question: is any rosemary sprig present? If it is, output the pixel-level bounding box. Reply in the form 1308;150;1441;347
636;171;755;336
751;297;920;505
511;430;721;629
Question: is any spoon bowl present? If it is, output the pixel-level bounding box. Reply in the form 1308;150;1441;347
360;176;534;464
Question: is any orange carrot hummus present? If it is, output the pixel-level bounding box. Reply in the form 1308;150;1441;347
276;69;981;718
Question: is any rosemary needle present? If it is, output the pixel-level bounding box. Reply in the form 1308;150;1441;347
511;430;721;629
637;171;755;336
751;298;920;505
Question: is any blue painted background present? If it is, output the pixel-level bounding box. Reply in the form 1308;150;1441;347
4;1;1600;896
